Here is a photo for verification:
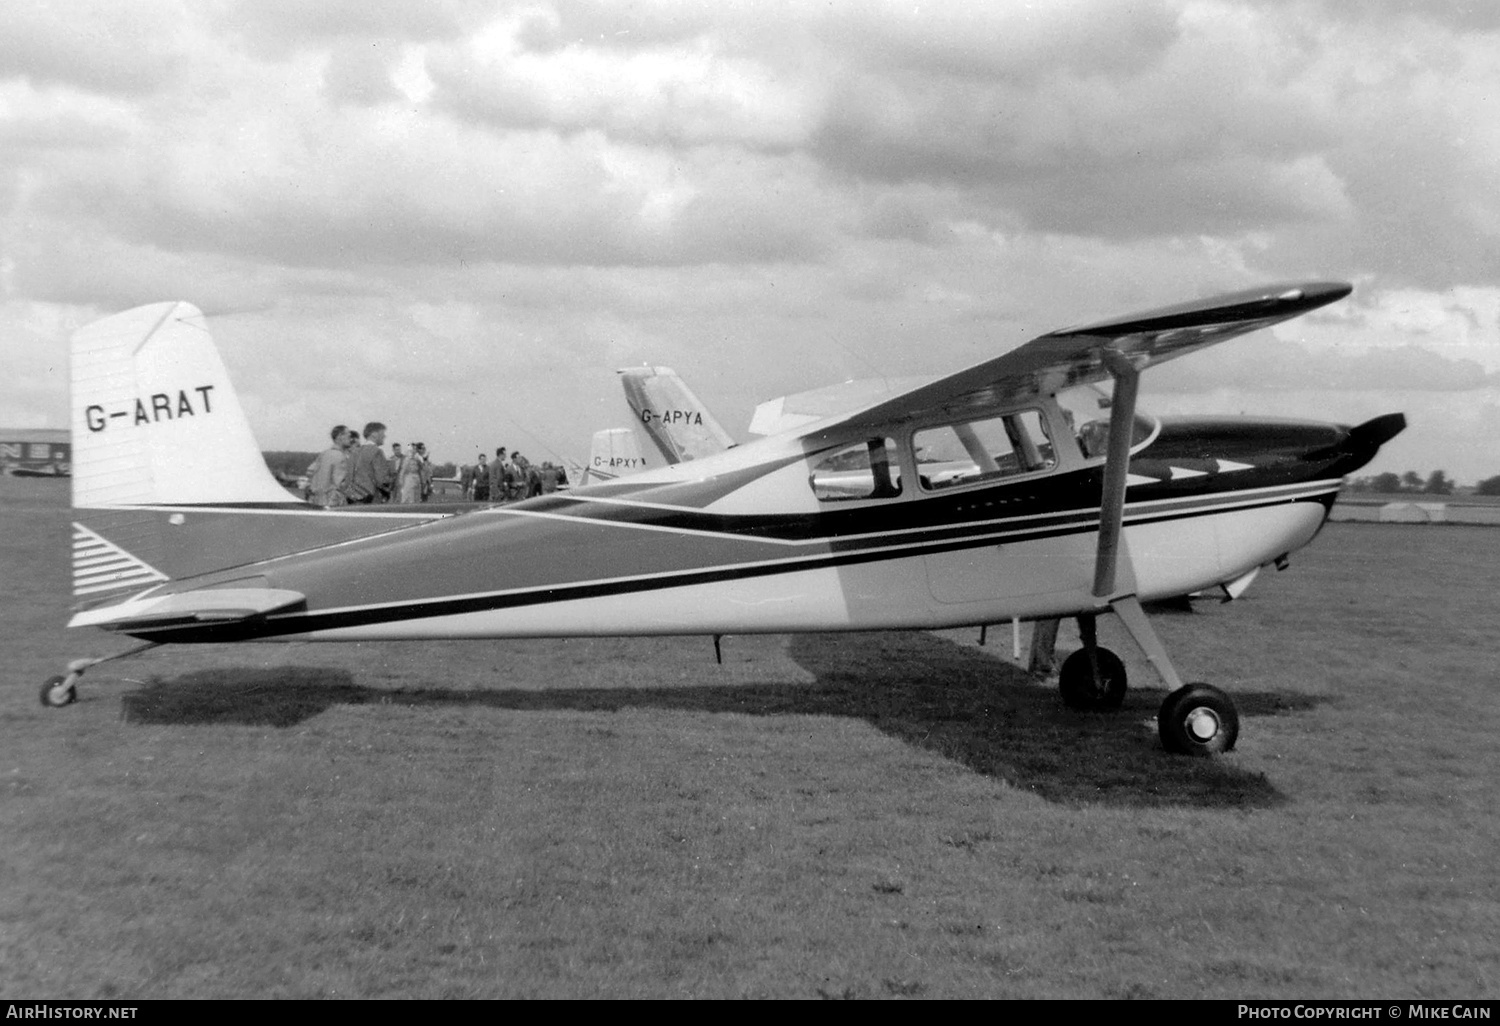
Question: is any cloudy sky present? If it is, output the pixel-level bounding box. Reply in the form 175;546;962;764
2;0;1497;482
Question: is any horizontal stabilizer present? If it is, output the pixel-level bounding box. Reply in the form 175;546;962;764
69;587;305;631
748;377;931;436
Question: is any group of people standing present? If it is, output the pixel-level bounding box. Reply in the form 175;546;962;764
461;447;566;502
305;421;433;507
303;427;569;509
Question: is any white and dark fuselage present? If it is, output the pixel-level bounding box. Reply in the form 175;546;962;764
74;396;1399;646
56;287;1408;754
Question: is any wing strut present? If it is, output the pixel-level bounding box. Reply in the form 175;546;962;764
1088;351;1184;691
1091;351;1140;600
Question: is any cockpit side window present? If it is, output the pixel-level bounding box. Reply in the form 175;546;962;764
914;409;1056;492
809;436;903;502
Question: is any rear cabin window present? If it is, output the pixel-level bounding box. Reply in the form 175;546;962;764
809;437;903;502
914;410;1056;491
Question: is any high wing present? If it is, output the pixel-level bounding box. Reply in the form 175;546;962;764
800;281;1352;439
785;279;1355;700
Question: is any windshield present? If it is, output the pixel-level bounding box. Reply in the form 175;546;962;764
1056;384;1158;459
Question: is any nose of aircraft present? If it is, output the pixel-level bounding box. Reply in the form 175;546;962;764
1299;412;1408;477
1145;412;1406;479
1335;412;1407;462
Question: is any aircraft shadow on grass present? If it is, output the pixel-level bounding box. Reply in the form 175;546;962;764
119;632;1325;809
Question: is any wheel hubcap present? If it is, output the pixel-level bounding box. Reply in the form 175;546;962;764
1185;706;1220;741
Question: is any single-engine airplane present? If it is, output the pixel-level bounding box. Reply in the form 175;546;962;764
49;282;1404;756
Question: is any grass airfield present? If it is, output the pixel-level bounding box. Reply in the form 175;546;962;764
1;477;1496;999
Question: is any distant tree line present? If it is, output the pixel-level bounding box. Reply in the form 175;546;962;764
1347;470;1461;495
263;451;318;483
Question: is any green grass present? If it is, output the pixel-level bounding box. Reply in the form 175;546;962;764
1;477;1496;998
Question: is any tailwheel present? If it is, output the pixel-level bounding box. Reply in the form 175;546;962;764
1158;684;1239;756
1058;647;1127;711
40;673;79;708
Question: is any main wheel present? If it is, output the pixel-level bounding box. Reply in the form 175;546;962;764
40;674;78;707
1158;684;1239;756
1058;647;1127;710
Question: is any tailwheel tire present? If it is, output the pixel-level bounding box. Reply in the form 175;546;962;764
40;674;78;708
1158;684;1239;756
1058;647;1127;711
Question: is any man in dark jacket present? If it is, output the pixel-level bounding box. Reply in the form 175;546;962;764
489;447;509;503
346;421;393;503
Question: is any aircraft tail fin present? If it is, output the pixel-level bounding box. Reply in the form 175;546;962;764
66;303;447;608
71;301;293;508
68;302;300;602
580;427;653;485
618;366;734;465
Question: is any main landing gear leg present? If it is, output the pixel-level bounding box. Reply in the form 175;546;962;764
1109;595;1238;756
40;642;161;707
1082;348;1239;755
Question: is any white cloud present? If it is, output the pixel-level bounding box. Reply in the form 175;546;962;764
2;0;1498;484
1289;286;1500;376
0;0;188;96
212;0;474;57
430;16;825;150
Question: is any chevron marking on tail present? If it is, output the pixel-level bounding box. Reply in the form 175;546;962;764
72;522;168;597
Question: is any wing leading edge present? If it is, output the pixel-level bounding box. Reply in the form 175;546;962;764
802;281;1352;439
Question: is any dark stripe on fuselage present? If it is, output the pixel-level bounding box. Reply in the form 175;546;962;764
124;483;1335;643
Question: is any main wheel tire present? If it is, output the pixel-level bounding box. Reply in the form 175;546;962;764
40;674;77;707
1058;647;1127;710
1158;683;1239;756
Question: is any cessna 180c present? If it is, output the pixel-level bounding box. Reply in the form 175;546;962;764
51;282;1404;756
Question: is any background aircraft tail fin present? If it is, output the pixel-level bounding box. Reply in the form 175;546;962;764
618;367;734;465
71;301;293;509
579;427;653;485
